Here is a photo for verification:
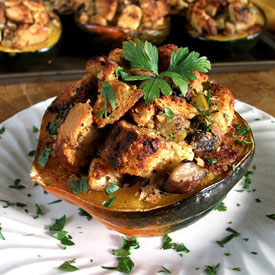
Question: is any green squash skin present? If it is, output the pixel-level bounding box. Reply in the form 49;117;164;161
0;37;62;71
87;146;254;236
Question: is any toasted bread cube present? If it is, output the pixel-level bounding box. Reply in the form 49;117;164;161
117;5;142;30
100;120;193;177
56;101;98;174
209;83;235;136
130;101;155;129
93;80;142;128
95;0;117;22
88;158;123;191
154;95;198;119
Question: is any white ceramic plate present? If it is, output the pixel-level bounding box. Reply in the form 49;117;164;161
0;98;275;275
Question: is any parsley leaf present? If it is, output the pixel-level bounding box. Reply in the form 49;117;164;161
162;234;190;255
140;76;172;104
69;179;90;196
158;266;171;273
216;227;240;247
214;202;227;212
266;214;275;220
47;120;58;135
204;263;220;275
168;47;211;74
38;146;51;167
0;223;5;240
28;150;36;157
122;40;159;75
49;215;75;247
102;183;120;207
0;126;5;137
102;194;116;207
78;208;92;220
34;204;44;219
32;125;39;133
9;179;25;190
97;81;116;120
105;183;120;195
164;107;174;123
58;258;79;272
102;256;135;274
206;158;217;165
121;39;211;103
49;215;66;232
112;236;140;257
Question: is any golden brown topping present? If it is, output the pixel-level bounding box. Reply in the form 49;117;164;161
0;0;53;49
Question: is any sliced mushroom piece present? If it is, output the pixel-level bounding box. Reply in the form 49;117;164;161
165;162;206;193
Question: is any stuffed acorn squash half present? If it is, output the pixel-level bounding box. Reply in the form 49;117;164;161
74;0;170;50
0;0;62;68
30;40;254;237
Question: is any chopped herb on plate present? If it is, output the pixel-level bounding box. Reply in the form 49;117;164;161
102;256;135;274
158;266;171;273
0;223;5;240
58;258;79;272
112;236;140;257
216;227;240;247
78;208;92;220
204;263;220;275
214;202;227;211
162;234;190;255
33;204;44;219
9;179;25;190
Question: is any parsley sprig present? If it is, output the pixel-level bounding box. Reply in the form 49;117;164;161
121;40;211;104
97;81;116;120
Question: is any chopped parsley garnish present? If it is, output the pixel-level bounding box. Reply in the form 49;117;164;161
48;199;62;205
9;179;25;190
49;215;75;247
112;236;140;257
102;256;135;274
243;171;253;190
28;150;36;157
214;202;227;211
252;165;256;170
121;40;210;104
49;215;66;232
105;182;120;195
0;199;26;208
97;81;116;120
235;139;252;146
32;125;39;133
0;126;5;138
78;208;92;220
206;158;217;165
34;204;44;219
38;146;51;167
233;267;241;271
204;263;220;275
236;124;249;136
0;223;5;240
58;258;79;272
255;198;261;203
102;194;116;208
58;105;72;120
102;183;120;207
251;252;258;255
162;234;190;255
158;266;171;273
47;120;58;135
266;214;275;220
164;107;174;122
216;227;240;247
224;253;231;256
69;179;90;196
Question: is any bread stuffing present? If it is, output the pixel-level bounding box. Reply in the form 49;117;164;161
30;40;254;208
